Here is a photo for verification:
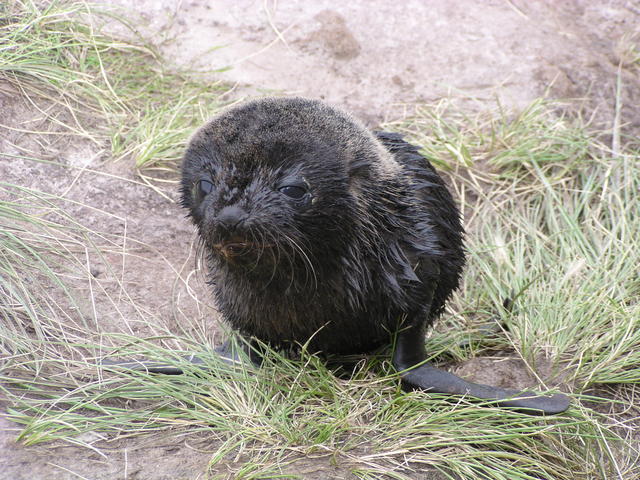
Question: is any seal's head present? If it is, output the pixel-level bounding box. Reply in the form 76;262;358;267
180;97;398;277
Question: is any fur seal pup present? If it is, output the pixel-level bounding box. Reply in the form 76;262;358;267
125;97;569;414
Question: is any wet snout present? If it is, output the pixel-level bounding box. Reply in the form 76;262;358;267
209;204;273;260
216;204;247;232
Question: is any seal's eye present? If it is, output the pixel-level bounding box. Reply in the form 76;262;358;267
279;185;307;199
198;179;214;197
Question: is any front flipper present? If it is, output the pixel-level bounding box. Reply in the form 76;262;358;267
396;361;570;414
393;292;569;415
99;353;206;374
214;337;263;367
100;337;261;374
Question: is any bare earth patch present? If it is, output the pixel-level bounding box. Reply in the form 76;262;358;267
104;0;639;128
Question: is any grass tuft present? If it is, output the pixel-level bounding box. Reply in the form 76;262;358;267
0;0;228;180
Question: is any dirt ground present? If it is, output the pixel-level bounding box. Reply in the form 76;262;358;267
1;1;639;479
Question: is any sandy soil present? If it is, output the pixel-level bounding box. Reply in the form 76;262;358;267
1;1;639;478
112;0;639;128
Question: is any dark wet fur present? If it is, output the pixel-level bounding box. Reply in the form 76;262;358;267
180;97;464;355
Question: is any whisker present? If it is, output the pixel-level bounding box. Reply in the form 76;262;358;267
284;230;318;292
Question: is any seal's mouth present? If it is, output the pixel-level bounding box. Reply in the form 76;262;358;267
213;240;274;259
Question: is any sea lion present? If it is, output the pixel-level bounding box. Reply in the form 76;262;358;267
111;97;569;414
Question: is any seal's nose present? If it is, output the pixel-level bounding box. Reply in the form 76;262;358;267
216;205;246;232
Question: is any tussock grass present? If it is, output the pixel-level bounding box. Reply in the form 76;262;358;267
0;0;228;181
388;99;640;389
1;2;639;479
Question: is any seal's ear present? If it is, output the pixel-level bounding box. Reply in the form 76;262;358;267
347;138;400;182
347;154;374;180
